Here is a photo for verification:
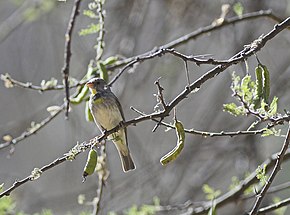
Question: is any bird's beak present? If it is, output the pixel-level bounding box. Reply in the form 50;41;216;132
86;82;94;89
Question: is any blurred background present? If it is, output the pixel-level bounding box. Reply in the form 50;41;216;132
0;0;290;214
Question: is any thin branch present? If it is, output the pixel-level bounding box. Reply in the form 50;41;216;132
0;137;95;198
249;122;290;215
0;73;86;92
61;0;82;118
107;10;285;72
92;145;108;215
1;16;290;200
257;197;290;214
170;149;290;215
0;105;65;150
130;106;266;137
242;181;290;200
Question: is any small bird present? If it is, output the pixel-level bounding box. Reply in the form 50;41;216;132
86;78;135;172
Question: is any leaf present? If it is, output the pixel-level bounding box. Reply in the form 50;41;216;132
79;23;100;36
223;103;245;116
233;2;244;16
2;135;13;142
83;9;97;18
1;73;14;88
262;128;274;137
46;105;62;115
268;96;278;116
103;56;119;65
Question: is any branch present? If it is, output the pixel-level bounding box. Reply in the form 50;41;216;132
0;73;86;92
61;0;82;118
257;197;290;214
248;122;290;215
1;15;289;200
241;181;290;200
131;106;266;137
0;137;94;198
0;105;65;150
159;148;290;215
107;10;285;72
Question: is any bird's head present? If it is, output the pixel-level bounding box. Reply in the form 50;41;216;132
86;78;107;94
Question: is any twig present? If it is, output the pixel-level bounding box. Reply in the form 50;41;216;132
175;149;290;215
0;73;86;92
184;60;190;87
95;0;105;61
1;16;290;199
257;197;290;214
107;10;285;72
248;122;290;215
0;104;65;150
242;181;290;200
92;145;108;215
61;0;82;118
131;106;266;137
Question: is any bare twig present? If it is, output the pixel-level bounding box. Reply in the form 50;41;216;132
1;15;289;201
131;106;266;137
92;145;108;215
0;104;65;150
0;73;86;92
107;10;285;72
242;181;290;200
168;149;290;215
61;0;82;118
249;122;290;215
257;197;290;214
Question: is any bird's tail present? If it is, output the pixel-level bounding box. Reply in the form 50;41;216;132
119;152;135;172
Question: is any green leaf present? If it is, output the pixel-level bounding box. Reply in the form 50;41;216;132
103;56;119;65
83;9;97;18
256;164;267;184
223;103;245;116
268;96;278;116
233;2;244;16
79;23;100;36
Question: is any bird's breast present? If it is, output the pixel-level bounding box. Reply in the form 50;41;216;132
89;96;123;130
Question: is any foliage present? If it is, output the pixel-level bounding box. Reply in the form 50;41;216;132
202;184;221;201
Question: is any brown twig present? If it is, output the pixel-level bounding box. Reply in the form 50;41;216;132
0;104;65;150
242;181;290;200
248;122;290;215
61;0;82;118
92;145;108;215
257;197;290;214
173;149;290;215
0;73;86;92
1;14;290;201
107;10;285;72
130;106;266;137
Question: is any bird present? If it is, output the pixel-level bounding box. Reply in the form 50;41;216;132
86;78;135;172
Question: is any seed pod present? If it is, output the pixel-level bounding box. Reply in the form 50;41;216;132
262;65;270;104
160;119;185;165
85;101;94;122
254;65;263;109
83;149;98;181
